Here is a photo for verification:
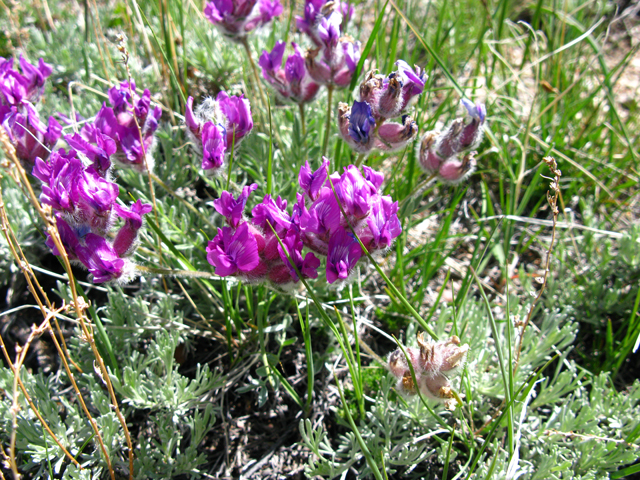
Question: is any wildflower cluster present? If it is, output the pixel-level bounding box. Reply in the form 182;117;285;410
207;183;321;289
259;0;360;106
204;0;283;40
339;61;425;155
418;98;486;183
296;0;359;88
0;56;61;168
32;143;152;284
259;41;320;105
388;332;469;408
207;160;401;287
185;92;254;175
84;81;162;173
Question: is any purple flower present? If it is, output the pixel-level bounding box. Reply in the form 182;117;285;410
206;222;260;277
34;148;119;235
90;84;162;173
317;12;341;49
274;230;320;283
113;200;153;257
65;131;115;177
395;60;426;110
77;234;126;284
326;227;362;284
201;122;227;172
213;183;258;228
2;104;62;167
45;214;82;261
259;41;286;74
362;165;384;191
305;37;361;88
298;157;329;201
258;0;283;23
261;42;319;104
296;0;327;46
251;194;292;233
204;0;282;39
33;149;85;213
0;56;52;107
333;165;375;223
216;91;253;146
285;44;306;83
299;186;340;240
362;195;401;251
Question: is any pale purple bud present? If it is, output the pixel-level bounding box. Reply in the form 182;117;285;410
438;152;477;184
418;132;444;174
375;115;418;151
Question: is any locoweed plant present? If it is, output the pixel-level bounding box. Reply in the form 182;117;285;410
0;0;639;479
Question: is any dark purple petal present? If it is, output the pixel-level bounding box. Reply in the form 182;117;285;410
348;101;376;144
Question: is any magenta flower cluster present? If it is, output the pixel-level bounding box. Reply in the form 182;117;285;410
204;0;283;40
32;140;152;284
0;56;62;168
83;81;162;173
184;92;254;175
207;160;401;287
339;61;426;155
419;99;486;184
207;183;321;288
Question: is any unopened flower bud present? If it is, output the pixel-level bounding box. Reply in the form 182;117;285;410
376;115;418;151
377;74;404;119
418;131;443;174
438;152;476;184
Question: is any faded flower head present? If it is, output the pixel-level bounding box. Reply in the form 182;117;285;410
339;60;424;156
388;333;469;408
418;98;486;184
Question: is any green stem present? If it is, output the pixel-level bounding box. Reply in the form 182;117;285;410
136;265;216;278
298;103;306;137
241;37;268;115
326;175;439;340
322;85;334;157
